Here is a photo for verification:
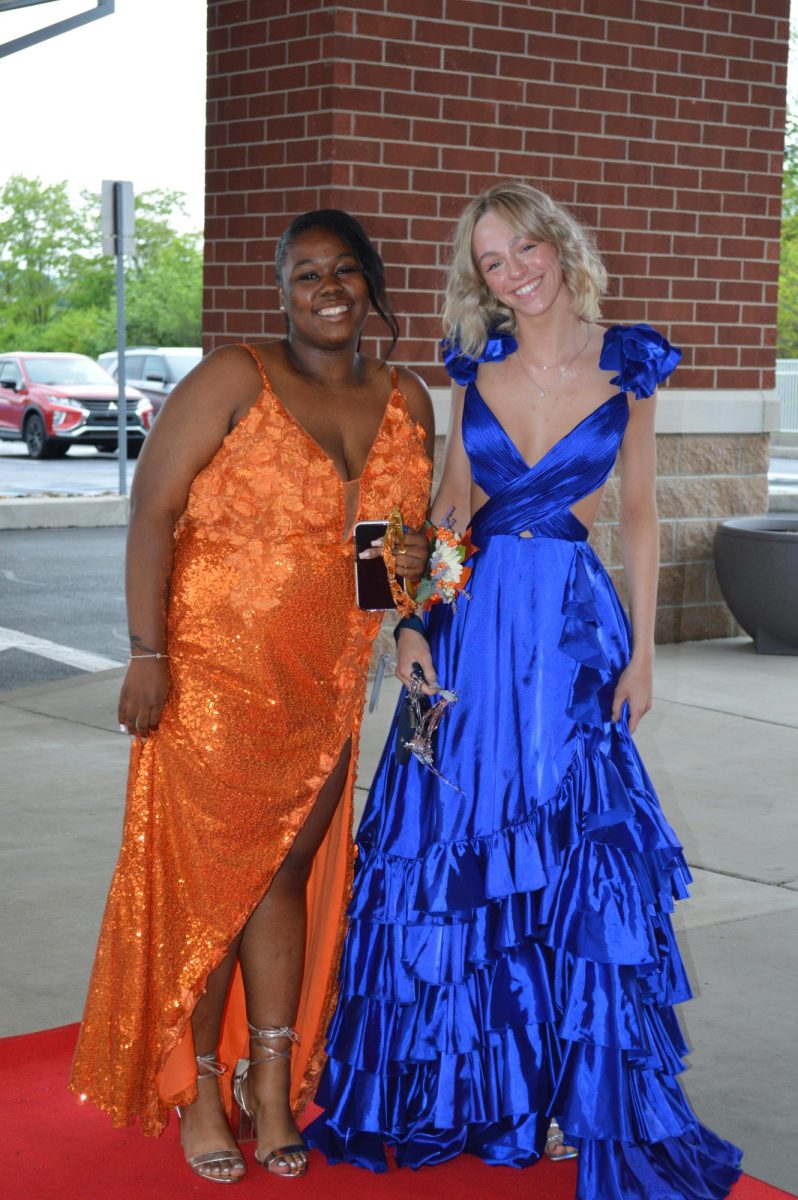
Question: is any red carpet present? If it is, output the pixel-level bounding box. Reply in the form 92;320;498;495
3;1024;794;1200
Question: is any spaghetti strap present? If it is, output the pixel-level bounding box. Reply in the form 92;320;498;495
242;343;269;386
390;366;399;389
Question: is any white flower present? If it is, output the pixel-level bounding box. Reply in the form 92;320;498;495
430;540;462;584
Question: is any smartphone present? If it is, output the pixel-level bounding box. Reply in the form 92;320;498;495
354;520;403;610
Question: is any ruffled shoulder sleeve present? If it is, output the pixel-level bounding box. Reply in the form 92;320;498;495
440;329;518;385
599;323;681;401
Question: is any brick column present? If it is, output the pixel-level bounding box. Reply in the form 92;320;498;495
205;0;788;641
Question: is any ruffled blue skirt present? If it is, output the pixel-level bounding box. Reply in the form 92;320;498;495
305;531;742;1198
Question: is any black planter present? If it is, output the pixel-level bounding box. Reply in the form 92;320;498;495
713;516;798;654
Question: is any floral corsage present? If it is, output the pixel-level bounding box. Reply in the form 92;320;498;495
413;511;477;612
381;508;477;616
376;510;476;792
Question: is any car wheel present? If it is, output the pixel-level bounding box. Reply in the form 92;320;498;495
50;443;70;458
127;441;144;458
24;413;55;459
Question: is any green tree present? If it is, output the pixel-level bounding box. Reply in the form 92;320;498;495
125;190;203;345
777;55;798;358
0;175;88;328
778;129;798;356
0;175;202;355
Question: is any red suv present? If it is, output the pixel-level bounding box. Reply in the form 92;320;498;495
0;352;153;458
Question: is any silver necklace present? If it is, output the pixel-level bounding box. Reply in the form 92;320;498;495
515;329;591;399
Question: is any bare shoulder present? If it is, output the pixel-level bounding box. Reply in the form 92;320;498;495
156;344;267;433
199;342;267;386
244;339;288;374
393;364;435;442
191;343;272;412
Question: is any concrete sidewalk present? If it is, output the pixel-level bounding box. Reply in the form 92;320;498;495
1;639;796;1191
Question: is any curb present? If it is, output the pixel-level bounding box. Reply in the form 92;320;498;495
0;494;129;530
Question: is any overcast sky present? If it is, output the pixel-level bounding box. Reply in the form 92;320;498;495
1;0;206;228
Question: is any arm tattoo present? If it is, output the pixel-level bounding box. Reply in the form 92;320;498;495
129;633;164;655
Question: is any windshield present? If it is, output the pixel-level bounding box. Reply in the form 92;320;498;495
25;357;115;386
165;353;201;382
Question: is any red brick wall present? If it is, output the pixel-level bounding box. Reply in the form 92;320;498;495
204;0;789;391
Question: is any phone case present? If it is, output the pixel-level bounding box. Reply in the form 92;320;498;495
353;520;402;610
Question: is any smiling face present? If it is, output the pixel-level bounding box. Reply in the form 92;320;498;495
472;210;566;319
279;227;371;350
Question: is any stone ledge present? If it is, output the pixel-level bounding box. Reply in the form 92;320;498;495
0;494;129;530
654;390;781;435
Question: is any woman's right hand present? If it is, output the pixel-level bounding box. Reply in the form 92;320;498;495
395;629;439;696
118;659;171;740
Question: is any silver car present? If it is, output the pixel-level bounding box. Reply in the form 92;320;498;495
98;347;202;415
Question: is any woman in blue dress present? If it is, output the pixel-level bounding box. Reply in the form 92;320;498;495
305;183;743;1198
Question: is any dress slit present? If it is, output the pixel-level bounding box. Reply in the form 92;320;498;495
156;731;360;1121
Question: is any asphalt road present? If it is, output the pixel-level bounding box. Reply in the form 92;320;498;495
0;527;128;692
0;442;137;497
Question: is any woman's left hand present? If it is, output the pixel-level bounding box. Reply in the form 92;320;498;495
394;527;430;582
358;527;430;583
611;655;653;733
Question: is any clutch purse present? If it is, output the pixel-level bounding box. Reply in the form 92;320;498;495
394;663;431;765
395;662;459;789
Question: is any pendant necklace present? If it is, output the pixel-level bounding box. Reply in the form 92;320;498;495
516;329;592;399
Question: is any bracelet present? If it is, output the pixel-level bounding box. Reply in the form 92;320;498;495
128;652;169;662
382;508;417;619
393;614;426;642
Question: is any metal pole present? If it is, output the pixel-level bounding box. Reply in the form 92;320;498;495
114;182;127;496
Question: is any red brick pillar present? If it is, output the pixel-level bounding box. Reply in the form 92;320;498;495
205;0;789;641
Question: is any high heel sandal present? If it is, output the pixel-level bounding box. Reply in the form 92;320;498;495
232;1023;308;1178
176;1053;246;1185
544;1117;579;1162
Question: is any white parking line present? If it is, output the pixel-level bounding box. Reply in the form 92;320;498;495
0;626;121;672
1;570;38;585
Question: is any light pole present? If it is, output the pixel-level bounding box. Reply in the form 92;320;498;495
101;179;134;496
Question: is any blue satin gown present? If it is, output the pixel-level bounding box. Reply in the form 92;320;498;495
305;325;743;1199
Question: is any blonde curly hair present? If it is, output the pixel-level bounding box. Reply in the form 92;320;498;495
442;182;608;358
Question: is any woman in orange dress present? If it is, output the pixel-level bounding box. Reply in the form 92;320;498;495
68;210;433;1184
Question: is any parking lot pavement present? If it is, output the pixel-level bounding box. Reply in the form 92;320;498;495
1;638;796;1190
0;527;128;690
0;442;137;496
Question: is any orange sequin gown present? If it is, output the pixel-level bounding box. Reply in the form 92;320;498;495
69;346;432;1135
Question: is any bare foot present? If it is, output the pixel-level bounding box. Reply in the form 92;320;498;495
178;1075;246;1183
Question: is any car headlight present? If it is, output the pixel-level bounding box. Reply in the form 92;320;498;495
51;405;88;426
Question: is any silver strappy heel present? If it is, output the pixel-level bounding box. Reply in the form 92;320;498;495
176;1052;246;1185
232;1023;308;1178
544;1117;579;1161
